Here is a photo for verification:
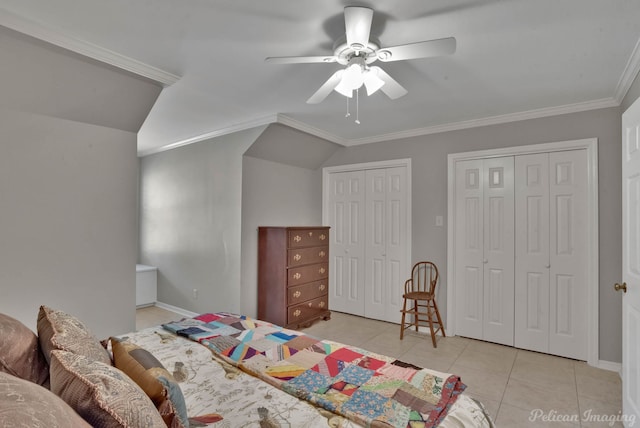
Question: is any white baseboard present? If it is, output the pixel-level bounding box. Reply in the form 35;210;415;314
154;301;199;318
595;359;622;375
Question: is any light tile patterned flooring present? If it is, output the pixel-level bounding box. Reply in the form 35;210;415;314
136;306;623;427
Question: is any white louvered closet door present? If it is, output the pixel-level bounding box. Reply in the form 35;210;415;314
328;170;365;316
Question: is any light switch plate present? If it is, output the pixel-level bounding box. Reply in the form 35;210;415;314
436;216;443;227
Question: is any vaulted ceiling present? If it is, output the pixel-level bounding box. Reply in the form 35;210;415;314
1;1;639;155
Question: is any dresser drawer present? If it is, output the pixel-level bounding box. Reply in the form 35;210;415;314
288;263;328;286
288;280;328;305
288;229;329;248
287;246;328;267
287;295;328;324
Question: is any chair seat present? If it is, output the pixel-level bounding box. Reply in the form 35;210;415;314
402;291;434;300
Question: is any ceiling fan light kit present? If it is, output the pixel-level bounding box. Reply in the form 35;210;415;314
265;5;457;120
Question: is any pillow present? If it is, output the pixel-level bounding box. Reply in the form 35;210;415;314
37;305;111;366
0;371;91;427
111;337;188;428
0;312;49;386
50;350;166;428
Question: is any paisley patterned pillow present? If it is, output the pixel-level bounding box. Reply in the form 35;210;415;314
50;350;166;428
0;371;90;427
111;338;188;428
0;312;49;386
37;305;111;366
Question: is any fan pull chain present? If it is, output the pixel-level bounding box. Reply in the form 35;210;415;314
345;95;350;117
355;88;360;124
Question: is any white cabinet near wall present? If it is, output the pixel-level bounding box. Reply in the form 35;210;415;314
136;264;157;307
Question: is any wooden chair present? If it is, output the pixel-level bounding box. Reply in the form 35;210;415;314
399;261;446;347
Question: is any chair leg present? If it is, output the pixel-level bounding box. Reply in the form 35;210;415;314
433;299;445;338
400;298;407;340
413;300;419;332
426;300;437;348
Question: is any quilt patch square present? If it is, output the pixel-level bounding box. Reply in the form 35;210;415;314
201;335;241;353
264;361;307;381
336;364;374;386
329;347;364;363
356;356;387;371
360;375;404;398
268;331;299;343
176;326;212;340
221;343;263;362
312;355;345;377
341;389;390;419
263;344;298;361
283;349;326;369
284;369;332;395
162;318;204;334
194;313;223;323
327;380;359;397
378;362;418;382
393;387;435;414
284;335;319;351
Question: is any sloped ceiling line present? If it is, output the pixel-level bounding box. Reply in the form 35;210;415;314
0;8;180;86
615;37;640;103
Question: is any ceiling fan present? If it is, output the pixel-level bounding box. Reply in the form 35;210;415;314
265;6;456;104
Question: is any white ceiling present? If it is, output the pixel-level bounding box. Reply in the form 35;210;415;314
1;0;640;156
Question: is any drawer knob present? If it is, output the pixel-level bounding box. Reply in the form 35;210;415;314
293;309;301;317
294;235;302;242
319;234;326;241
319;250;326;258
308;231;313;237
294;253;302;261
319;267;326;274
293;273;301;280
308;302;312;307
319;301;325;308
319;284;326;291
293;290;301;298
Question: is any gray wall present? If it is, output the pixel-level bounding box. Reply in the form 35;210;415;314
0;27;160;338
240;156;323;316
0;109;139;338
322;107;622;363
138;127;266;314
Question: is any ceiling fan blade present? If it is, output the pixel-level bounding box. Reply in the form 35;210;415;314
307;70;344;104
265;55;337;64
377;37;456;62
344;6;373;49
370;66;408;99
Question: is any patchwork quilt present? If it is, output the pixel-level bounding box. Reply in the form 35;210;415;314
163;312;466;428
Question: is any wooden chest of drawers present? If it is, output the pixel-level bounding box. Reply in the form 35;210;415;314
257;226;331;329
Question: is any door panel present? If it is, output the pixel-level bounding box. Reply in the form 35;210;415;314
328;171;365;315
515;153;550;352
622;99;640;424
483;157;515;346
549;150;587;359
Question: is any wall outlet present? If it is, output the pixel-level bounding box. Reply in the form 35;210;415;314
436;216;444;227
192;288;198;299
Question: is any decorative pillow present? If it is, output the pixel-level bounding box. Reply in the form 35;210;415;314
0;312;49;387
37;305;111;366
111;337;188;428
49;350;166;428
0;371;91;427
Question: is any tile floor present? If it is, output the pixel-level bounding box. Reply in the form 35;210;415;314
136;306;623;427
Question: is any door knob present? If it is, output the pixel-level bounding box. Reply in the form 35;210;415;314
615;282;627;293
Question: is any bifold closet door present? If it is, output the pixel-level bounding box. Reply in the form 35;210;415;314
514;150;587;360
454;157;515;346
364;167;407;324
327;170;365;316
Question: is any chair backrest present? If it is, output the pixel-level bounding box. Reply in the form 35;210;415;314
408;261;439;295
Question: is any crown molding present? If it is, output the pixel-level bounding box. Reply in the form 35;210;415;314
344;97;619;146
0;8;180;86
276;114;347;146
138;114;278;157
614;36;640;103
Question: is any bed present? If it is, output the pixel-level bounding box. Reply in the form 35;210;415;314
0;306;494;428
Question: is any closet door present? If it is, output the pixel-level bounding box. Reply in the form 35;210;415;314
454;157;514;345
482;157;515;346
454;159;485;339
364;167;407;323
548;150;587;360
328;171;365;315
515;153;551;352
